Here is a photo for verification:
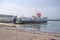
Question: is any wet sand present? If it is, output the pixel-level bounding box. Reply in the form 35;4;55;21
0;23;60;40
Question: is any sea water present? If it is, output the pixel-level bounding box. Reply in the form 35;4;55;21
16;21;60;34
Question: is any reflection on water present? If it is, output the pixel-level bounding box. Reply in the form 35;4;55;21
16;21;60;34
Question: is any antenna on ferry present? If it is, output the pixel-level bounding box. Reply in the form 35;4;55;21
35;9;38;13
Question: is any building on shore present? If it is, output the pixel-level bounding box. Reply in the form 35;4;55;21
0;14;16;23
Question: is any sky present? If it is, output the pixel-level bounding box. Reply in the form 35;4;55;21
0;0;60;19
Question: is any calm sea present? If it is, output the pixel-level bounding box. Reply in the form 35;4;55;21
16;21;60;34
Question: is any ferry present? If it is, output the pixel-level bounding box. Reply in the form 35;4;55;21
16;12;48;24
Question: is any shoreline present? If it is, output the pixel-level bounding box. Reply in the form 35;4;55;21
0;23;16;27
0;23;60;40
0;25;60;40
0;23;60;34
